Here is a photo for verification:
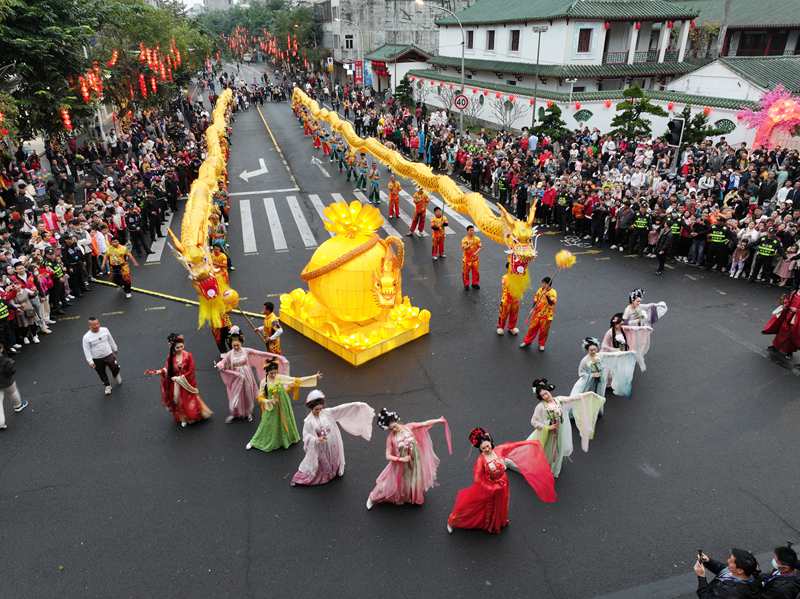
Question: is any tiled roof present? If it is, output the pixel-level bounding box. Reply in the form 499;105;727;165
672;0;800;28
406;68;757;109
436;0;697;26
429;54;699;79
719;56;800;93
364;44;431;63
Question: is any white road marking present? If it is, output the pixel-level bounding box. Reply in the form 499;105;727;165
229;187;299;197
286;195;317;248
399;190;454;235
311;155;331;178
240;199;258;254
308;194;333;237
146;210;175;263
685;274;697;281
351;190;404;237
263;197;287;251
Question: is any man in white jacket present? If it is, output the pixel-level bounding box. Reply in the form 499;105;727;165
81;317;122;397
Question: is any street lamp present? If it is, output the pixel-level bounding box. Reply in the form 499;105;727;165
566;77;578;103
531;24;548;128
416;0;465;133
335;18;364;88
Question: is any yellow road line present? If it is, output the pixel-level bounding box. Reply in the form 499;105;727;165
255;104;299;188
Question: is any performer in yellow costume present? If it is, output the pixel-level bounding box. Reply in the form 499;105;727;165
430;206;448;260
461;225;481;290
520;277;558;351
257;301;283;355
102;237;138;299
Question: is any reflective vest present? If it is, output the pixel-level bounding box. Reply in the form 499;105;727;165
0;301;8;320
758;239;779;257
634;216;649;229
48;259;64;278
670;219;681;235
709;226;727;244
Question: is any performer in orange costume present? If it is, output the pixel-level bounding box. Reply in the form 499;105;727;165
461;225;481;290
387;174;401;219
520;277;558;351
496;273;521;335
407;188;429;238
430;206;448;260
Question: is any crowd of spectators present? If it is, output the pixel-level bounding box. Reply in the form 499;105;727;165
300;76;800;289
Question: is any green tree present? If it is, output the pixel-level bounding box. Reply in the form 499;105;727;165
610;86;668;139
670;105;728;145
394;75;414;108
533;103;569;141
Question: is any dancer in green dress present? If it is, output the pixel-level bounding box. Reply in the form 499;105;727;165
245;361;322;453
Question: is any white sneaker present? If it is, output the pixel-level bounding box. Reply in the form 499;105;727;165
46;319;56;325
510;327;519;335
32;336;40;344
23;338;29;345
366;498;374;510
415;231;423;238
12;344;21;350
180;421;187;428
432;256;438;261
618;247;624;252
40;328;52;335
440;253;446;258
104;385;112;396
125;293;132;299
225;415;234;424
496;328;505;335
0;423;6;430
447;523;453;534
610;245;617;250
115;373;122;385
245;442;253;450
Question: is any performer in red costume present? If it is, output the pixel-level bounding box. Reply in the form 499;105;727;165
763;287;800;362
447;427;556;535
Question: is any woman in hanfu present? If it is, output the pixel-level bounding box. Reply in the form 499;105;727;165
574;335;638;399
245;361;321;453
602;310;654;373
528;379;604;478
146;333;213;428
623;288;668;327
215;329;288;423
290;390;375;486
446;427;556;535
366;409;451;510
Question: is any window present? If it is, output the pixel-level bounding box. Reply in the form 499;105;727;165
577;28;592;53
573;86;586;92
505;80;517;86
510;29;520;52
333;34;340;48
466;30;474;49
486;30;495;51
331;6;338;20
345;34;354;50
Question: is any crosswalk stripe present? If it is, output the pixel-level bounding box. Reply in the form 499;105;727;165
263;197;288;251
239;199;258;254
308;194;333;237
352;190;408;237
286;195;317;248
399;190;453;235
146;210;175;263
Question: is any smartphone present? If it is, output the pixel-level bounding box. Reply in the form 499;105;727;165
697;550;704;561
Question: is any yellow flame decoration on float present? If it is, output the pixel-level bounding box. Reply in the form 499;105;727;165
168;88;239;328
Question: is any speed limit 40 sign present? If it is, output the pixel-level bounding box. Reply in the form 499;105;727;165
453;94;469;110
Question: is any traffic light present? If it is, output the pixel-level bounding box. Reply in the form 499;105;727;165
667;117;684;146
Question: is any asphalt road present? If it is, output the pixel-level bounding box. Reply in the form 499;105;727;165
2;65;799;599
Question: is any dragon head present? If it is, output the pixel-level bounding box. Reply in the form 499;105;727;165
498;203;539;275
372;237;404;309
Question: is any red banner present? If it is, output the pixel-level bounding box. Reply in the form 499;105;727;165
354;59;363;85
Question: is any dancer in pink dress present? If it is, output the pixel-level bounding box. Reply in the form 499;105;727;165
291;390;375;487
366;409;451;510
215;330;289;423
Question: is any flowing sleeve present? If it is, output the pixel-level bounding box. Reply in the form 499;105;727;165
496;441;557;503
245;348;290;380
275;373;319;400
622;325;653;370
183;352;198;387
642;301;668;325
530;402;550;430
599;351;637;397
600;329;615;352
296;415;319;476
324;402;375;441
408;418;453;455
558;392;605;452
569;356;591;396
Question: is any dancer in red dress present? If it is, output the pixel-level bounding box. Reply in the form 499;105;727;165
146;333;213;427
447;427;556;535
763;287;800;361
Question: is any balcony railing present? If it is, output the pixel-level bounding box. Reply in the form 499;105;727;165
603;49;669;64
634;50;659;63
603;51;628;64
664;49;679;61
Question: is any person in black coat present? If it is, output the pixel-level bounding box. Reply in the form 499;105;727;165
760;544;800;599
654;220;672;275
694;548;761;599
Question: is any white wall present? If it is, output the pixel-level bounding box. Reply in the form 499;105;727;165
668;62;765;102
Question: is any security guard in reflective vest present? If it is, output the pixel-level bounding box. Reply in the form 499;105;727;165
668;214;685;261
750;228;782;282
630;204;651;254
706;221;733;271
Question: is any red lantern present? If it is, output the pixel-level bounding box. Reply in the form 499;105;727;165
106;49;118;68
703;106;712;116
59;107;73;132
604;99;612;109
449;84;454;89
409;76;415;81
736;113;744;121
667;21;674;29
139;73;148;98
690;19;696;29
0;129;7;137
482;90;489;96
634;21;641;30
546;100;554;108
603;21;610;30
150;75;157;93
574;101;582;110
508;95;516;103
495;92;502;99
529;98;534;105
667;101;675;112
430;80;436;86
471;88;477;94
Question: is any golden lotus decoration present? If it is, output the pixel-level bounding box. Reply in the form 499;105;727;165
280;201;430;366
168;88;239;329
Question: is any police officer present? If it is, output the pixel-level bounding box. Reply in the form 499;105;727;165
629;203;651;255
706;220;734;272
750;228;782;283
43;247;67;315
125;205;151;256
61;235;85;299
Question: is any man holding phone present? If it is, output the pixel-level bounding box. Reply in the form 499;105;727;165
694;548;760;598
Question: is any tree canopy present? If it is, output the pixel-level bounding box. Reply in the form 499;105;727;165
609;86;668;139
